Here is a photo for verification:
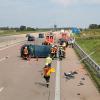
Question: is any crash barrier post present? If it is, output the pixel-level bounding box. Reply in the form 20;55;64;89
73;42;100;74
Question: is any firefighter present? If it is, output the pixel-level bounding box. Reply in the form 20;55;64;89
23;46;30;60
59;45;65;59
43;65;50;87
42;65;55;88
62;42;66;50
50;46;55;59
53;45;58;58
45;55;52;67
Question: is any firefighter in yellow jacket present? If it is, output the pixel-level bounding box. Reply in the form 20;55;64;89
45;55;52;67
42;65;55;88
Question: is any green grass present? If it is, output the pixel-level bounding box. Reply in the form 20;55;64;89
0;29;50;36
0;30;31;36
75;38;100;92
76;39;100;65
84;63;100;92
81;29;100;36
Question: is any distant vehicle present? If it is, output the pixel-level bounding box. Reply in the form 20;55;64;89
28;36;35;41
45;32;54;44
38;33;44;38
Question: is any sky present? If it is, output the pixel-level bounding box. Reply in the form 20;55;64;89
0;0;100;28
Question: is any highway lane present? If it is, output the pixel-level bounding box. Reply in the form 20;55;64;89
0;32;45;43
0;32;43;49
0;34;26;43
0;34;26;49
0;33;100;100
0;39;56;100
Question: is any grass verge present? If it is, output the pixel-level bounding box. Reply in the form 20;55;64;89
0;29;50;36
74;44;100;92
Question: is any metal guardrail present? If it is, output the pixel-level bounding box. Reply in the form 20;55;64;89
74;42;100;73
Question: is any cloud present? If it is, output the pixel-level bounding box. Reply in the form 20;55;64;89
51;0;100;6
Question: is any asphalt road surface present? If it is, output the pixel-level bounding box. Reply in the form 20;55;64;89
0;35;25;43
0;34;100;100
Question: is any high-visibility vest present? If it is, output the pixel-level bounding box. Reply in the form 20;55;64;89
44;67;50;76
44;67;55;76
45;57;52;65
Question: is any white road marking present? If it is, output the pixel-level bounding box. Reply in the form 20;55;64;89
0;87;4;92
0;40;25;51
55;48;60;100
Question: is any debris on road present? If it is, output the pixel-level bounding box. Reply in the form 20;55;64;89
77;93;80;95
81;77;85;80
64;71;78;80
77;81;84;86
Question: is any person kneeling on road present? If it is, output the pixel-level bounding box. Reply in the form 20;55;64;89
23;46;30;60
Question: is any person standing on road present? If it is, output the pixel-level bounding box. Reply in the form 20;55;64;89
43;65;51;88
71;37;75;48
62;42;66;50
42;65;55;88
50;46;55;59
45;55;52;67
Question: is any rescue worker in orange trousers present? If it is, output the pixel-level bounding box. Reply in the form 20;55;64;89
42;65;55;88
50;45;57;59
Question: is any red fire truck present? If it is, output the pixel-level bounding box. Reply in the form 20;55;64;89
45;32;54;44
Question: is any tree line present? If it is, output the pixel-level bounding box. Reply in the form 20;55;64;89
89;24;100;29
0;26;36;31
1;24;100;31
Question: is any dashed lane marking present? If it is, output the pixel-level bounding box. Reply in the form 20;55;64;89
0;40;25;51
